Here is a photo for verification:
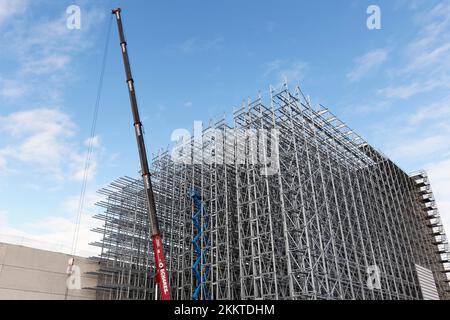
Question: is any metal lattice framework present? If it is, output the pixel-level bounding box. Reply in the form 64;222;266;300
89;85;450;300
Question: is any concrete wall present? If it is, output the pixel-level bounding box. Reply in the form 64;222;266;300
0;242;98;300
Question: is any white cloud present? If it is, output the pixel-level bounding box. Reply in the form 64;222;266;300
176;37;224;54
0;3;105;103
20;54;71;76
377;82;422;100
388;135;448;160
62;191;102;214
0;108;99;183
402;42;450;75
263;59;283;77
0;191;104;257
408;95;450;125
5;4;105;57
0;3;107;182
0;0;27;25
0;79;26;98
0;3;108;257
0;156;5;170
263;59;308;86
378;77;449;99
0;209;7;224
178;38;197;53
279;61;308;84
347;49;389;82
393;0;427;11
377;3;450;100
0;108;74;180
70;151;98;182
84;136;100;148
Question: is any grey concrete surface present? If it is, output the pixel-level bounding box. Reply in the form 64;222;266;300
0;242;98;300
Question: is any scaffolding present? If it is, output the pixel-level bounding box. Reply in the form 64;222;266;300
89;84;450;300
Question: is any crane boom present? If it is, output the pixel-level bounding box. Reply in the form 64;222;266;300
112;8;171;300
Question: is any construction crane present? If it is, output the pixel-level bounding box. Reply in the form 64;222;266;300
111;8;171;300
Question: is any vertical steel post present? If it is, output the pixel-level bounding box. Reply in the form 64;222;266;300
112;8;171;300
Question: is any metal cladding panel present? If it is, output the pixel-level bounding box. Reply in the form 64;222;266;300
415;264;440;300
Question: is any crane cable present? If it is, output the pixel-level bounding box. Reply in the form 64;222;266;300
70;15;113;258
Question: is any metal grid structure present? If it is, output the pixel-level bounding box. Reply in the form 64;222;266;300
89;84;450;300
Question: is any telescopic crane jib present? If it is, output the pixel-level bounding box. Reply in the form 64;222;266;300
111;7;171;300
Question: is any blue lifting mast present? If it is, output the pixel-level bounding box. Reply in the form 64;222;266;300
189;188;211;300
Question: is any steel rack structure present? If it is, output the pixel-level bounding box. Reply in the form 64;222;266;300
89;84;450;300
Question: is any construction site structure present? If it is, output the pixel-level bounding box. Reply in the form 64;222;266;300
88;85;450;300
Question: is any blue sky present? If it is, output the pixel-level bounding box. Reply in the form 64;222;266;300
0;0;449;256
